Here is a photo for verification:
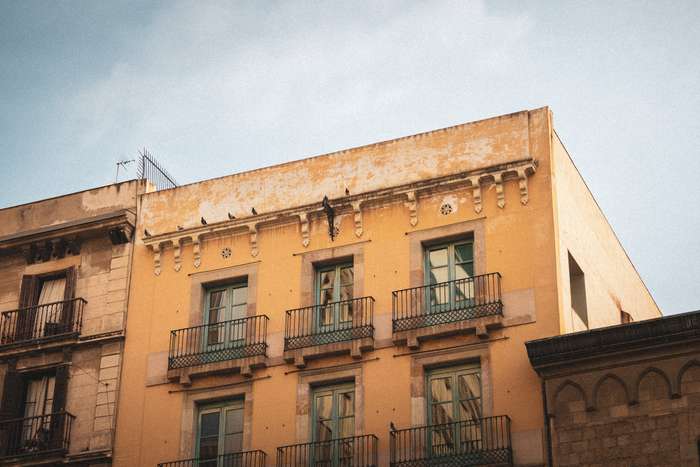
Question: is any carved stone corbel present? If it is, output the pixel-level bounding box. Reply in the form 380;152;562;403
469;177;482;213
351;201;363;237
192;236;202;268
517;168;529;205
152;244;162;276
494;173;505;208
249;225;259;257
299;213;310;247
405;191;418;226
173;239;182;272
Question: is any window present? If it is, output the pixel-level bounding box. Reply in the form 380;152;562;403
425;240;474;311
16;268;76;340
204;282;248;348
197;400;244;465
427;364;482;456
315;263;353;331
568;253;588;331
312;383;355;466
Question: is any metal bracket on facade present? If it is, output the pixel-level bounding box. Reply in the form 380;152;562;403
322;196;336;241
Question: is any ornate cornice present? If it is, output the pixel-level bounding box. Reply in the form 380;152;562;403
143;158;537;274
0;210;135;264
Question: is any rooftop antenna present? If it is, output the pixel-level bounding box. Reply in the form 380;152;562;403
115;159;135;183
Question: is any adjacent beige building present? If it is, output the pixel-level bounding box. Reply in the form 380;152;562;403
0;180;147;466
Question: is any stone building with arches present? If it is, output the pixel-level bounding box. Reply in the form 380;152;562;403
527;310;700;466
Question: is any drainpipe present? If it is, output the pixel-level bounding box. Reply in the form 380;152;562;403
541;378;554;467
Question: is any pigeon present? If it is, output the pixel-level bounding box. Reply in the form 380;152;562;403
251;207;258;215
201;217;207;225
144;229;151;237
228;212;236;220
177;225;184;231
345;187;350;196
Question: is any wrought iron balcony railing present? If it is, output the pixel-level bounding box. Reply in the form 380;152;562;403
0;411;75;459
168;315;268;370
392;273;502;332
0;298;86;348
284;296;374;351
390;415;512;467
277;434;378;467
157;450;267;467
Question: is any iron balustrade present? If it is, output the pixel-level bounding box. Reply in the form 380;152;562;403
0;411;75;459
276;434;378;467
0;298;86;347
284;297;374;351
390;415;512;467
392;273;502;332
168;315;269;370
157;450;267;467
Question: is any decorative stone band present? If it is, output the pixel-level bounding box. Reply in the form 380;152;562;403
143;158;538;275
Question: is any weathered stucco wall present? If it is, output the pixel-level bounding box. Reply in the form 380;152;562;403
0;180;142;237
139;110;538;234
550;132;660;331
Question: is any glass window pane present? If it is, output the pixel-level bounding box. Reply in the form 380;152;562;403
431;402;454;425
455;263;473;281
319;270;335;289
430;377;452;402
200;412;220;437
225;408;244;434
231;286;247;306
315;394;332;420
231;304;247;320
319;305;334;326
429;249;448;268
209;290;226;309
199;436;219;460
338;416;355;438
338;391;354;417
458;373;481;400
459;399;482;422
224;432;243;454
340;300;353;322
317;419;333;441
339;285;353;302
340;267;353;286
320;289;334;306
455;243;473;262
430;267;448;285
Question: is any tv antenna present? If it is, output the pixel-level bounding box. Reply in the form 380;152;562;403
115;159;135;183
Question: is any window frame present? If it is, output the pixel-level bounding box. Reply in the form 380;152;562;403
314;262;354;332
423;239;475;312
203;281;249;349
195;399;245;463
311;382;356;443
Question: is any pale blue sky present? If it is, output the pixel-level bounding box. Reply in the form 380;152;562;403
1;1;698;314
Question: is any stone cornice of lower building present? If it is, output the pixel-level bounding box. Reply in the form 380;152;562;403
525;310;700;372
143;158;538;275
0;209;136;263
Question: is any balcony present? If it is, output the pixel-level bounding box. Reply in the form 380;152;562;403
157;450;267;467
283;296;374;368
0;412;75;461
0;298;86;351
392;273;503;349
390;415;512;467
167;315;268;383
276;434;378;467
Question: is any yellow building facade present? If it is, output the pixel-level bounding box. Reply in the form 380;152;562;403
113;107;660;467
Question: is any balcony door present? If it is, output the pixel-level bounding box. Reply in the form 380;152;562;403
21;375;56;447
425;241;474;313
204;283;248;351
315;264;353;334
427;364;482;458
197;400;244;467
312;384;355;467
